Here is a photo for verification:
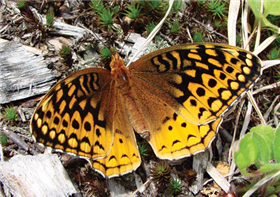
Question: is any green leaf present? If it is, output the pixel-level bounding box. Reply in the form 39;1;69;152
17;1;25;8
90;0;104;13
264;0;280;16
248;0;261;20
259;14;279;32
257;162;280;174
235;126;271;177
249;0;280;17
251;125;275;160
248;0;280;32
274;127;280;163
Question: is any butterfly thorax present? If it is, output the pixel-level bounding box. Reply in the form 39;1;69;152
110;53;131;93
110;54;150;139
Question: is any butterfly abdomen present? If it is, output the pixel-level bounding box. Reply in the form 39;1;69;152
123;93;150;139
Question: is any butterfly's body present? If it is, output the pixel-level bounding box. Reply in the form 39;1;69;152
31;43;262;177
111;54;150;139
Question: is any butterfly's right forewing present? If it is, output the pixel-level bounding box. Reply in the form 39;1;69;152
31;68;115;159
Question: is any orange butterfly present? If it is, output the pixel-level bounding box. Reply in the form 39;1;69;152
31;43;262;177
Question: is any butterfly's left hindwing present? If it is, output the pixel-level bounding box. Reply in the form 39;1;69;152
130;43;262;125
91;88;141;177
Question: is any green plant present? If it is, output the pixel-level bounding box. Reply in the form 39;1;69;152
112;6;120;15
172;0;184;12
268;48;280;60
170;20;182;35
214;20;222;29
151;161;171;188
60;45;71;58
90;0;104;13
272;35;280;47
100;47;112;60
144;1;168;20
248;0;280;33
208;0;227;19
17;0;25;8
276;71;280;82
138;141;150;158
169;177;182;195
98;9;115;30
3;106;18;121
236;34;242;46
0;133;7;145
197;0;206;4
59;45;73;65
193;30;204;42
145;21;156;35
235;125;280;196
267;14;280;26
124;3;142;21
46;10;54;27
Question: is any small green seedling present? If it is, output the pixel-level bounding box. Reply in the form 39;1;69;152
90;0;104;13
268;48;280;60
169;177;183;195
151;161;171;188
17;0;25;8
208;0;228;19
0;133;7;145
170;20;182;35
46;10;54;27
100;47;112;61
138;141;150;158
3;106;18;122
145;21;156;35
124;3;142;21
193;30;204;42
59;45;71;58
99;9;115;31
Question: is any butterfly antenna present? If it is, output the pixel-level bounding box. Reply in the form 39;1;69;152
126;0;175;67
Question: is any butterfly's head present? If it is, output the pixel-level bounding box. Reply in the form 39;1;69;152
110;53;131;90
110;53;126;71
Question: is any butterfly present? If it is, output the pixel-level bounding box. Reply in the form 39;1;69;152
30;43;262;178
